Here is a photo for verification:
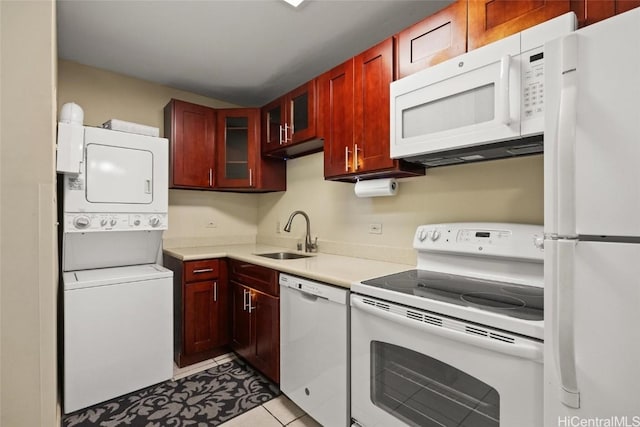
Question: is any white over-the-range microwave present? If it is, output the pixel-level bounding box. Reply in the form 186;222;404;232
391;12;576;167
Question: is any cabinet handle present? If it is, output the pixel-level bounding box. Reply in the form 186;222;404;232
213;282;218;302
193;268;214;274
243;289;249;311
248;291;256;313
249;168;253;187
208;168;213;187
345;146;352;172
279;125;284;145
287;122;293;143
266;119;272;144
354;144;361;171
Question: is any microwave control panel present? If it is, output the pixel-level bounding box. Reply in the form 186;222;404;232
522;47;546;122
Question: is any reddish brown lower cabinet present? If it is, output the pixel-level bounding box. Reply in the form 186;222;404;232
163;256;230;367
468;0;571;50
229;260;280;384
230;281;252;359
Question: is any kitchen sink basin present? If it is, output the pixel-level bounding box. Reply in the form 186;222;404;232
256;252;313;260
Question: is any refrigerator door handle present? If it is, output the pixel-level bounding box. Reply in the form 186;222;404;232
555;239;580;408
556;34;578;238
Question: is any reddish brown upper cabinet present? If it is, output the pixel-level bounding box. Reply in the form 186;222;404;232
163;256;230;368
164;99;216;189
468;0;571;50
397;0;468;78
261;80;323;159
321;39;425;181
571;0;640;27
319;59;355;179
216;108;286;192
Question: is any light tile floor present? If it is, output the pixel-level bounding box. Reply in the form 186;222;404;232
173;353;322;427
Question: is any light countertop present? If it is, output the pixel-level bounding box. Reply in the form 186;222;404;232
163;244;412;289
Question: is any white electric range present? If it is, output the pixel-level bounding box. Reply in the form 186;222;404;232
350;222;544;427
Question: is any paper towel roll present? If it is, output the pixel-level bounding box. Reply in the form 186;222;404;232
354;178;398;197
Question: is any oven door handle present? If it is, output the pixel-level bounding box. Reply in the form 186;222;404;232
352;298;542;362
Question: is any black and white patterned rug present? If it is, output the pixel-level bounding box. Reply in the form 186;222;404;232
63;358;281;427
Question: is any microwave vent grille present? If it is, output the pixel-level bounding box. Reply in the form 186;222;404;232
403;136;543;169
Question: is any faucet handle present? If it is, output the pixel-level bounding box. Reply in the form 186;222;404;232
297;242;303;251
310;237;318;253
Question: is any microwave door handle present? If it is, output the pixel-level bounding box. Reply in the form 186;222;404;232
499;55;511;125
554;240;580;408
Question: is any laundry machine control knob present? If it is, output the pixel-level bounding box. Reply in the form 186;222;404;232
149;216;161;228
74;216;91;229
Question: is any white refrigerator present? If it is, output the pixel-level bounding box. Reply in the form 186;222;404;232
544;7;640;426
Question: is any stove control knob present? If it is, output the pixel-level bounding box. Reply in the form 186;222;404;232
418;228;428;241
431;230;441;241
149;216;161;228
74;215;91;229
110;218;117;227
133;219;141;226
100;218;108;227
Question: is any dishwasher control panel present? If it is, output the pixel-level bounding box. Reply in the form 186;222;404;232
279;273;348;304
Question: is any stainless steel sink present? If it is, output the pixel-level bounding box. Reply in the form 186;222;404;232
256;252;313;260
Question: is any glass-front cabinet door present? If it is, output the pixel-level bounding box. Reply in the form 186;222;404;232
216;108;258;188
261;79;318;155
288;80;316;144
262;100;283;153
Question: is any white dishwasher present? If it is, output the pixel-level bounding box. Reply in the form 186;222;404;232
280;273;349;427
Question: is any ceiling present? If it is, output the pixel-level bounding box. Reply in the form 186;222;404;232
57;0;454;107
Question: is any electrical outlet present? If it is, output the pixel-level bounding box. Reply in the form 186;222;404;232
205;220;217;228
276;220;281;234
369;223;382;234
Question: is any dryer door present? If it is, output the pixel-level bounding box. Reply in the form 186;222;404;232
85;143;153;204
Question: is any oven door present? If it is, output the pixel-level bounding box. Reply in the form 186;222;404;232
390;33;521;161
63;127;168;214
350;294;543;427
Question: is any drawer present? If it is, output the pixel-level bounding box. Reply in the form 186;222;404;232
229;260;279;296
184;259;219;283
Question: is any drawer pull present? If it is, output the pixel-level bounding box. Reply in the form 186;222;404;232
192;268;214;274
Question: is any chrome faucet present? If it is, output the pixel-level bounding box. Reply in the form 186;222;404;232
283;210;318;253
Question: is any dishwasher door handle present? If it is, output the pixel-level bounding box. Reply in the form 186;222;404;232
289;287;327;302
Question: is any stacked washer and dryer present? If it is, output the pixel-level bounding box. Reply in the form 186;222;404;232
57;104;173;414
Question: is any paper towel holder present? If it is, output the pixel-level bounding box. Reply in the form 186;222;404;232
354;178;398;198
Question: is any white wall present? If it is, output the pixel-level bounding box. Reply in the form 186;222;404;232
1;1;58;425
257;152;543;263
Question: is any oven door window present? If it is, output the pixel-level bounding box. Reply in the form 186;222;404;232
371;341;499;427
